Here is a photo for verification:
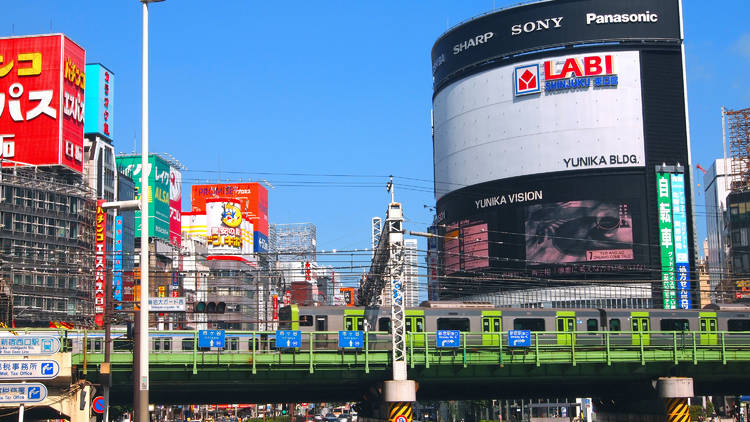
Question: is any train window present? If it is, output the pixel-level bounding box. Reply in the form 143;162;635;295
416;318;424;332
300;315;314;327
609;319;621;331
181;339;193;351
660;319;690;331
378;318;391;332
437;318;470;331
513;318;545;331
163;339;172;351
226;337;239;351
114;339;132;351
587;319;598;332
153;339;160;352
728;319;750;331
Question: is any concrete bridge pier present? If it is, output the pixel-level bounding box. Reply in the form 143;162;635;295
384;380;416;422
658;377;693;422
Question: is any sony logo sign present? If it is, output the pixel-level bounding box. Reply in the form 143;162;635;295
511;17;563;36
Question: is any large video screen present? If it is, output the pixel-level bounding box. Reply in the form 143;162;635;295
436;170;650;278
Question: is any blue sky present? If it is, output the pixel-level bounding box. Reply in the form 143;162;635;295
3;1;749;287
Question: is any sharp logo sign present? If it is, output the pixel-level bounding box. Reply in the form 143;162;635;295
514;55;618;96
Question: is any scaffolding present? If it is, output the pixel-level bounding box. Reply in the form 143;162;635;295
725;107;750;191
0;165;96;327
269;223;317;262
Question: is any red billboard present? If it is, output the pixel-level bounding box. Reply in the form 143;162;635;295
191;182;268;235
0;34;86;172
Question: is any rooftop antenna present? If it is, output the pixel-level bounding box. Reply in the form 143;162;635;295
387;175;394;203
133;130;137;154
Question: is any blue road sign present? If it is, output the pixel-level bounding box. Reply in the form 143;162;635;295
0;360;59;380
0;383;47;403
275;330;301;348
338;331;363;348
508;330;531;347
198;330;225;348
436;330;460;348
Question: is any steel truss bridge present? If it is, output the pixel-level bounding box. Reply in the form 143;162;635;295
61;329;750;404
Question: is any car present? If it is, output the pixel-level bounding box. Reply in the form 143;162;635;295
325;415;338;422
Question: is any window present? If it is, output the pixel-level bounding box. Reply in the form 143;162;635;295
728;319;750;331
660;319;690;331
378;317;391;332
513;318;545;331
587;319;598;332
437;318;470;331
181;339;194;351
299;315;313;327
225;337;239;351
609;319;621;331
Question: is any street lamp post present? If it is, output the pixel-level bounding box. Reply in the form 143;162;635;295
137;0;164;420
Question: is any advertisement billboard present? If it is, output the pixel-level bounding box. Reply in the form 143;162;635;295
431;0;681;89
206;199;248;261
656;172;676;309
670;173;691;309
0;34;86;172
169;166;182;246
113;216;123;310
95;200;107;327
433;50;645;198
116;154;170;240
83;63;113;139
436;171;649;278
191;183;269;252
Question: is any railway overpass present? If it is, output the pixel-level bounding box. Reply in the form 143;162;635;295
63;329;750;404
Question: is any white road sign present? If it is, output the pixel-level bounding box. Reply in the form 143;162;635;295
148;297;186;312
0;360;59;380
0;383;47;403
0;336;60;355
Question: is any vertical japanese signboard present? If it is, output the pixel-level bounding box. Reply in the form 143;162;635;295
95;200;107;327
113;216;123;310
0;34;86;172
83;63;114;139
116;154;170;240
656;173;676;309
670;173;691;309
169;166;182;247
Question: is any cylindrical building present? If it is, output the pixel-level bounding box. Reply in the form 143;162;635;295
431;0;694;309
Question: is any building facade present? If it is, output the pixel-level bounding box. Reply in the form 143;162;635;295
431;0;693;309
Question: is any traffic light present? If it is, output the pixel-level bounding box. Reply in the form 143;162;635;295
194;302;226;313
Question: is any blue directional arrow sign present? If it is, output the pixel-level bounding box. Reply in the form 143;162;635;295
0;383;47;403
508;330;531;347
436;330;460;348
198;330;225;348
275;330;301;348
338;331;363;348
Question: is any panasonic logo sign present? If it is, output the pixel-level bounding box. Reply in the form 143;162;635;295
586;11;658;25
511;17;563;35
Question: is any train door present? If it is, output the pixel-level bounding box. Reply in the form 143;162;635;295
481;311;502;346
556;311;576;346
405;310;425;348
630;312;651;346
699;312;718;345
315;315;329;346
344;310;365;331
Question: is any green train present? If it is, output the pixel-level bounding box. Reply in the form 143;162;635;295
278;302;750;347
